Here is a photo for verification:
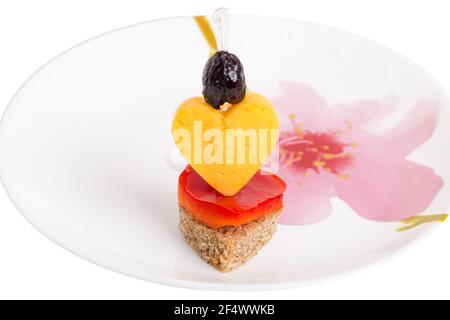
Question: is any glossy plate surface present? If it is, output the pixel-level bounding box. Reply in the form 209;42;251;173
1;15;449;289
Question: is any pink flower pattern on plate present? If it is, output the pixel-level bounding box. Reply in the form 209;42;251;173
274;82;444;225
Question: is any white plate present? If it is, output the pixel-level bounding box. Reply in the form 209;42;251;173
1;15;449;290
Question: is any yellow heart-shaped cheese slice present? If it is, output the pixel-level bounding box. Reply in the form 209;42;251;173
172;92;279;196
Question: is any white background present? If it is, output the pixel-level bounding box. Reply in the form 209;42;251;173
0;0;449;300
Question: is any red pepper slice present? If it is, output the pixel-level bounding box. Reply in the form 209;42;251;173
178;166;286;228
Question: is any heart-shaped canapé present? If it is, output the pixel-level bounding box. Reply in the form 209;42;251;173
172;92;279;196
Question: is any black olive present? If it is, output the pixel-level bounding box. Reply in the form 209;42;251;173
202;51;246;109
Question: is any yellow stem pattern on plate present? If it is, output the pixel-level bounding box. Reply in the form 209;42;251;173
194;16;218;56
397;214;448;232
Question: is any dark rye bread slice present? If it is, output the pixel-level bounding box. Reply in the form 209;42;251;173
179;206;280;272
